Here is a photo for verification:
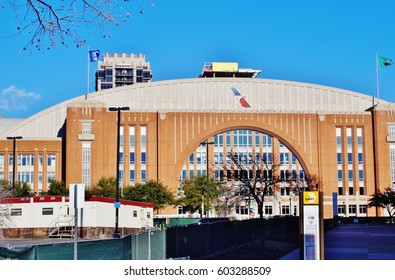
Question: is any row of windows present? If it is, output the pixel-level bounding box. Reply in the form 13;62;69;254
337;152;363;164
1;171;56;184
0;154;56;167
11;207;53;216
119;152;146;164
214;131;273;147
11;207;151;218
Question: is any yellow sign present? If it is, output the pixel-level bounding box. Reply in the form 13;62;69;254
303;191;319;205
212;62;238;72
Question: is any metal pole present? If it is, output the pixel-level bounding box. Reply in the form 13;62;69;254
206;142;209;218
114;108;121;238
109;107;129;238
74;184;78;260
201;140;214;218
6;136;22;196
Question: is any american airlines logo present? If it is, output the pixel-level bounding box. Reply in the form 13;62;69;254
231;87;251;108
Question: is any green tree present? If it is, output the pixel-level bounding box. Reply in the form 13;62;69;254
368;188;395;223
46;179;68;196
90;176;117;198
14;182;34;197
177;175;224;217
123;180;175;213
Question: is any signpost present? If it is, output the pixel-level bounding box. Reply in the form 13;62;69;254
300;191;323;260
69;184;85;260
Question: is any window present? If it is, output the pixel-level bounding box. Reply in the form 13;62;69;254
140;126;146;147
265;205;273;215
347;153;353;164
389;124;395;136
359;205;367;215
336;127;342;147
147;212;151;219
338;205;345;215
42;208;54;215
141;170;146;182
281;205;290;215
130;170;135;183
48;154;56;167
82;143;91;188
358;153;363;164
338;170;343;181
82;122;91;134
130;152;135;164
18;154;34;166
11;208;22;216
133;210;137;217
141;152;146;165
47;171;55;183
348;205;356;215
129;126;135;147
120;126;124;147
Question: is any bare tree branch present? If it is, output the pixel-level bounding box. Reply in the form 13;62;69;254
3;0;156;51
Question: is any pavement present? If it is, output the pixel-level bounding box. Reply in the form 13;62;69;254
281;223;395;260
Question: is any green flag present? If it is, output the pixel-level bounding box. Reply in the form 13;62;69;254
378;56;393;68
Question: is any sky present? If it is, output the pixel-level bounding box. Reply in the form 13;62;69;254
1;0;395;119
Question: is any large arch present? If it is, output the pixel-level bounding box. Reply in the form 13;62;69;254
157;111;321;196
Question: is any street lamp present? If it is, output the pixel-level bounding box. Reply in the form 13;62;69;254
109;106;129;238
6;136;22;196
200;140;214;218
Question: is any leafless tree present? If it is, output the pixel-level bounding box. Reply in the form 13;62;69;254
2;0;156;51
0;180;13;238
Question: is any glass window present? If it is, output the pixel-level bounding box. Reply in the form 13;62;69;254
141;170;146;182
358;153;363;164
140;126;146;147
133;210;137;217
48;154;56;167
359;205;367;214
42;208;54;215
130;152;135;164
130;170;135;183
337;153;342;164
129;126;135;147
11;208;22;216
349;205;356;214
141;152;146;165
338;205;345;214
348;153;353;164
265;205;273;215
338;170;343;181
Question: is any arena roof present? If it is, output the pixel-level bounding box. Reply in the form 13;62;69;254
1;78;392;139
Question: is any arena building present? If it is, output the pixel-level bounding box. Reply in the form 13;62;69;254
1;58;395;220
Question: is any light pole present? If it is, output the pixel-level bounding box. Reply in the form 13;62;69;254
6;136;22;196
200;140;214;218
109;106;129;238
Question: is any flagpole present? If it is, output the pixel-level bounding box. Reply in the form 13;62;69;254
375;53;380;105
86;47;90;100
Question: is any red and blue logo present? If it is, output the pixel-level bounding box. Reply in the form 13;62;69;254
231;87;251;108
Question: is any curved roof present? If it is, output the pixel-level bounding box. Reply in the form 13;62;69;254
1;78;391;139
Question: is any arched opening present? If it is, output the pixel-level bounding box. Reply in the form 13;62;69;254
176;128;310;219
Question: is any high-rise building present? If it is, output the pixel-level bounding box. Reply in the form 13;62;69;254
95;53;152;91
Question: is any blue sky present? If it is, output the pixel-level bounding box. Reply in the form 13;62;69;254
1;0;395;119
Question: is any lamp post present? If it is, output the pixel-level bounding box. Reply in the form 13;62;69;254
6;136;22;196
200;140;214;218
109;106;129;238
